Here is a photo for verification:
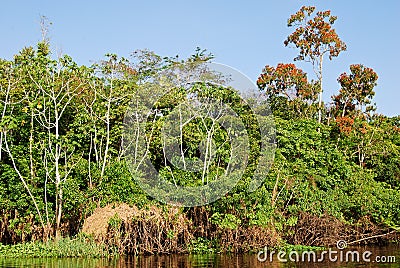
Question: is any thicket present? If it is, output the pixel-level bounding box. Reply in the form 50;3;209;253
0;6;399;255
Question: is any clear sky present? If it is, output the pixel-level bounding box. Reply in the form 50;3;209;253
1;0;399;116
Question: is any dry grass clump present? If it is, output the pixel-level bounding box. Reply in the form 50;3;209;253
82;204;193;254
82;204;279;254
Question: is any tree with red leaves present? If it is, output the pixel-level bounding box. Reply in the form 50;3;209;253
332;64;378;118
257;63;318;117
285;6;347;124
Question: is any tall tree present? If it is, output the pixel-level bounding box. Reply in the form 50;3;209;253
83;54;136;186
32;44;88;238
332;64;378;118
284;6;347;123
0;54;47;233
257;63;318;118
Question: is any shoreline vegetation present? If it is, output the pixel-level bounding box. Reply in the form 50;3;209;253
1;6;399;257
0;213;398;258
0;203;399;257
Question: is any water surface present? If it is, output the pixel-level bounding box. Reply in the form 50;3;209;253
0;245;398;267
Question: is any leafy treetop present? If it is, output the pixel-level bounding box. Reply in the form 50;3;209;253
257;63;316;101
333;64;378;117
284;6;347;64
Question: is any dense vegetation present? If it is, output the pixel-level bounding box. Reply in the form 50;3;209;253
0;6;399;255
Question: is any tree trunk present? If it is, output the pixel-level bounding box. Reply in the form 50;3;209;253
317;55;324;124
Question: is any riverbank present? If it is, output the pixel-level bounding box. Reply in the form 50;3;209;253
81;203;400;255
2;203;398;258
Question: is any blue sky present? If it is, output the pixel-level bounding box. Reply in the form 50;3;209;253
1;0;399;116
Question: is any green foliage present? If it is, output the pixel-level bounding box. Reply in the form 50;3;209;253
108;214;122;231
276;243;325;252
187;237;218;254
0;236;116;257
210;213;241;230
0;7;399;254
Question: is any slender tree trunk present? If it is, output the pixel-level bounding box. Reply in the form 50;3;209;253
55;184;63;239
342;103;347;117
179;108;186;170
54;108;62;239
100;77;113;182
317;55;324;124
4;132;45;231
29;109;35;183
88;134;93;188
0;82;11;161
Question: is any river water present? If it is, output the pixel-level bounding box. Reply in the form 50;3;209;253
0;245;398;267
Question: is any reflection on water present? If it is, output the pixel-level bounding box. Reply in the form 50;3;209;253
0;245;398;268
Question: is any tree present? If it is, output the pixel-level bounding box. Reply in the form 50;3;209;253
257;63;318;118
93;54;134;182
32;46;89;238
285;6;347;123
0;55;47;233
332;64;378;118
2;42;92;238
